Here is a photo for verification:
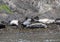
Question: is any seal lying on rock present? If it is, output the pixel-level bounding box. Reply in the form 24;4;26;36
34;16;55;24
35;19;55;24
22;18;32;27
0;24;6;29
26;23;47;28
10;20;19;26
0;21;6;29
55;18;60;25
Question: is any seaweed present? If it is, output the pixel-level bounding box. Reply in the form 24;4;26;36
0;4;13;14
